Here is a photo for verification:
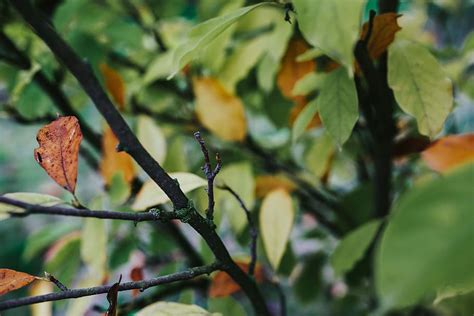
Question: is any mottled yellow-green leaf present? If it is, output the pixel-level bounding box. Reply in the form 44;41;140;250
136;115;167;165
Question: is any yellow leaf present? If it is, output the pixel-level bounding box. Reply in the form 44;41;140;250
360;13;402;60
136;116;167;165
421;133;474;173
255;175;295;198
30;280;54;316
259;189;294;270
100;63;126;110
193;77;247;141
100;126;136;186
277;38;316;99
132;172;207;210
34;116;82;194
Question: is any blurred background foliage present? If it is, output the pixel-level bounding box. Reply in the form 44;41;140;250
0;0;473;315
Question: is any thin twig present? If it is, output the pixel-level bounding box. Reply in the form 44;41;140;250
217;184;258;277
194;131;221;223
44;272;68;291
0;263;221;311
0;196;171;222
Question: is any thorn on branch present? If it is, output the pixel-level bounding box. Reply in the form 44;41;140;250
194;131;221;223
217;184;258;277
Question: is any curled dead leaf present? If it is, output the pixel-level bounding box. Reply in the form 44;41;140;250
0;269;38;296
106;275;122;316
34;116;82;194
194;77;247;142
421;133;474;172
209;261;263;298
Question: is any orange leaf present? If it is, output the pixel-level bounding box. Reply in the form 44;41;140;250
130;267;144;298
277;38;316;99
100;126;135;185
360;13;402;60
34;116;82;194
421;133;474;172
209;261;264;298
255;175;296;198
193;77;247;142
0;269;38;296
100;63;126;110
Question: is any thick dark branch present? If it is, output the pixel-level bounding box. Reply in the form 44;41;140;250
0;196;169;222
0;263;220;311
194;131;221;222
218;184;258;277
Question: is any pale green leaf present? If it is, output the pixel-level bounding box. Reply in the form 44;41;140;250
292;72;324;96
376;163;474;309
81;218;107;279
0;193;64;220
292;98;319;143
132;173;207;210
168;2;276;78
331;220;381;277
388;40;453;137
215;162;255;233
318;67;359;145
143;51;174;85
257;54;279;93
260;189;294;270
137;115;167;165
296;48;324;62
136;302;220;316
293;0;365;70
208;297;246;316
304;131;335;178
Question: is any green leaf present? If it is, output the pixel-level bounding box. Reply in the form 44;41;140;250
292;72;324;96
45;233;81;286
81;217;107;279
388;40;453;137
143;51;175;85
375;163;474;309
136;115;167;165
260;189;294;270
0;192;64;220
136;302;220;316
331;219;381;277
318;67;359;145
294;253;325;303
216;162;255;233
293;0;365;70
208;297;246;316
132;172;207;210
168;2;276;78
304;131;335;178
292;98;318;143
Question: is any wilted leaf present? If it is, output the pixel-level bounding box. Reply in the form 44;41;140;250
292;98;319;142
136;301;220;316
193;77;247;142
277;39;316;100
260;189;294;270
318;67;359;145
0;193;63;220
0;269;38;296
255;175;296;198
168;2;274;78
30;280;54;316
209;261;263;297
421;133;474;172
360;13;402;60
136;115;167;165
100;63;126;110
100;126;136;186
376;163;474;309
34;116;82;194
330;220;381;277
132;172;207;210
388;40;453;137
293;0;365;70
106;275;122;316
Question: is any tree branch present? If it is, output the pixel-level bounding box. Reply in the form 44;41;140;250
0;196;171;222
0;263;220;311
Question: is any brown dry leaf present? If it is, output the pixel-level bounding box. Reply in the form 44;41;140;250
421;133;474;172
106;275;122;316
0;269;38;296
34;116;82;194
130;267;144;298
100;63;126;110
100;126;135;186
277;38;316;99
360;13;402;60
194;77;247;142
209;261;264;298
289;99;321;128
255;175;296;198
